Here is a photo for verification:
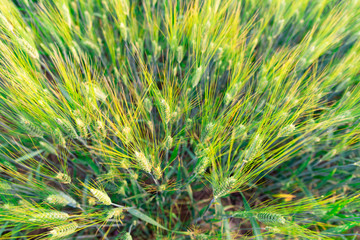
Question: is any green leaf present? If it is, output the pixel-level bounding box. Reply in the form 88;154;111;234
128;208;168;230
15;150;43;162
169;141;180;163
240;192;263;240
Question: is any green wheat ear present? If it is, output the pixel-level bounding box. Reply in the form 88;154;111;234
255;212;286;225
213;177;236;199
20;116;43;137
232;211;286;226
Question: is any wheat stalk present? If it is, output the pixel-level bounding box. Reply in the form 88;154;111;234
160;99;171;124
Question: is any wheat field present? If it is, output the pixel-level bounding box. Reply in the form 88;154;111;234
0;0;360;239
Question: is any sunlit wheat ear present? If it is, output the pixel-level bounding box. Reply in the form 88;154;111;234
160;99;171;124
53;128;66;147
20;116;43;137
213;177;236;199
83;39;101;56
87;84;107;102
195;156;210;175
16;36;39;59
134;151;152;173
49;222;78;239
106;208;124;223
2;203;16;210
278;124;296;137
164;135;173;149
119;22;128;40
153;165;162;180
61;4;71;28
56;118;78;139
122;126;133;144
147;120;154;134
171;105;180;121
96;120;107;139
143;98;153;113
0;181;11;190
90;188;112;205
55;172;71;184
152;40;162;59
176;46;184;63
28;210;69;222
244;134;263;162
192;66;203;88
46;193;78;208
255;212;286;225
75;118;87;137
87;197;96;206
172;66;177;77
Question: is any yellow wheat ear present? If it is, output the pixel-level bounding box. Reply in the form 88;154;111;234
49;222;78;239
106;208;125;224
46;192;78;208
28;210;69;223
255;212;286;225
90;188;112;205
134;151;152;173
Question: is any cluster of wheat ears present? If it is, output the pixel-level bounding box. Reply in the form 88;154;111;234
0;0;360;239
